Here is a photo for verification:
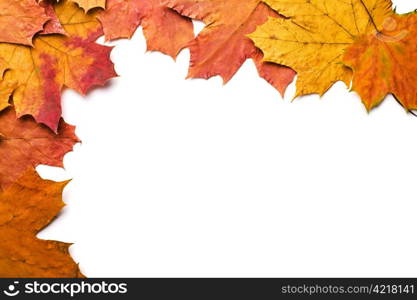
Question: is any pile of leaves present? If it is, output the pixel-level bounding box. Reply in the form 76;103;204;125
0;0;415;277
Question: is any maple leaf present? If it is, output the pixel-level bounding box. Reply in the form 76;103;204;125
343;13;417;110
0;0;116;131
163;0;295;95
40;0;67;35
0;59;15;112
98;0;194;59
0;0;50;46
0;107;79;191
72;0;106;11
0;169;84;277
249;0;392;98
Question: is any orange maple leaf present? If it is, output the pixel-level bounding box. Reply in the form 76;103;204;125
0;107;79;191
0;169;84;277
164;0;295;95
0;0;50;45
344;13;417;111
98;0;194;58
0;0;116;131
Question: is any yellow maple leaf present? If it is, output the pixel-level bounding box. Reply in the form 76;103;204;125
249;0;392;97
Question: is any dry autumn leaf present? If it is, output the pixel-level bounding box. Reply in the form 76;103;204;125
249;0;392;99
0;0;116;132
72;0;106;11
0;168;83;277
343;13;417;110
98;0;194;59
164;0;295;95
40;0;67;35
0;0;50;45
0;59;15;112
0;107;79;191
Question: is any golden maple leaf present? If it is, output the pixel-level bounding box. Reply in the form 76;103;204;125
0;169;83;277
249;0;392;98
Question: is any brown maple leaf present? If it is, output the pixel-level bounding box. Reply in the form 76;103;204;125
0;169;84;277
0;0;50;45
0;107;79;191
98;0;194;59
164;0;295;95
0;0;116;132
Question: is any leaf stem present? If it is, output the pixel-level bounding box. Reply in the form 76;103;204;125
359;0;380;33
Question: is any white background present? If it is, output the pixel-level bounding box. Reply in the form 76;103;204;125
37;1;417;277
